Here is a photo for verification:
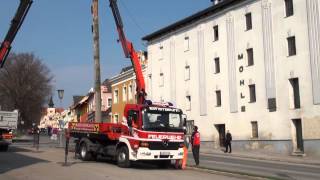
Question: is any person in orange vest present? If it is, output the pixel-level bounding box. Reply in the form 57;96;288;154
191;126;200;166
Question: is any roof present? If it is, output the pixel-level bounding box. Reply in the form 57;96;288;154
120;66;133;73
142;0;242;41
102;79;112;93
73;96;84;105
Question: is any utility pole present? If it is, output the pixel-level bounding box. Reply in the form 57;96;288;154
91;0;102;123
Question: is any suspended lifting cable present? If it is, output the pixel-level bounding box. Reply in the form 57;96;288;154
118;0;147;47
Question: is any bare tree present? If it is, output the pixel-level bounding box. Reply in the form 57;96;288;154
0;53;53;131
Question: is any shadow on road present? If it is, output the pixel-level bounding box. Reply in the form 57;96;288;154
0;147;49;174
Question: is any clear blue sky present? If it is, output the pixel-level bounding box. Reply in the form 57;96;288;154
0;0;212;108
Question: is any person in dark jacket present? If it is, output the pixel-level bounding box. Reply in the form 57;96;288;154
191;126;200;166
225;130;232;153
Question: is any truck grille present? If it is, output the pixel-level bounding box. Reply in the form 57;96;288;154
148;141;180;150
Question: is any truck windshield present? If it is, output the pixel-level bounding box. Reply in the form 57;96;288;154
142;108;183;132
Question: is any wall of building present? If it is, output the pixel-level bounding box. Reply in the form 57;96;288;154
146;0;320;156
111;77;136;123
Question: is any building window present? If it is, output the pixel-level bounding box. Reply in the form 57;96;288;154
289;78;300;109
159;44;164;60
249;84;256;103
214;57;220;74
285;0;294;17
213;25;219;41
268;98;277;112
147;74;152;97
107;98;112;107
186;95;191;111
123;86;127;102
185;65;190;81
184;36;190;51
128;84;133;100
287;36;296;56
159;72;164;87
251;121;258;138
114;114;119;123
245;13;252;30
114;89;119;104
247;48;254;66
215;90;221;107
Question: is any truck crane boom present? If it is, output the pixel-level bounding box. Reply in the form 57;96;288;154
109;0;146;104
0;0;33;68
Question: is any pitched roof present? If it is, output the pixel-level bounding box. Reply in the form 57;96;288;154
73;96;84;105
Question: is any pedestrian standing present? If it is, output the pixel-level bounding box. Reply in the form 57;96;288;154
191;126;200;166
225;130;232;153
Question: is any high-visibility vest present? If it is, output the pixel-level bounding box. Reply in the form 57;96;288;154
193;132;200;146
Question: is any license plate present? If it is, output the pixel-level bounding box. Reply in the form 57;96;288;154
160;151;170;156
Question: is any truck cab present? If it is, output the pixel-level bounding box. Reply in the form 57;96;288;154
115;102;185;167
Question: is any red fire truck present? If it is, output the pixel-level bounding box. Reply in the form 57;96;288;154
69;0;186;168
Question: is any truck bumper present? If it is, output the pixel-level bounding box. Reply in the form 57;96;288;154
130;147;184;161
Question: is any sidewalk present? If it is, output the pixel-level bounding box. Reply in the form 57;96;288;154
198;146;320;166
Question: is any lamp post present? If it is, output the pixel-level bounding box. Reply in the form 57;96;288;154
57;89;64;148
57;89;64;108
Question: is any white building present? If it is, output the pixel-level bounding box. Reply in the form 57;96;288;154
142;0;320;156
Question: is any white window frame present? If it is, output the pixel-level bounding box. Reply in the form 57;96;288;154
128;84;133;100
123;86;127;102
184;65;190;81
107;98;112;107
114;89;119;104
159;72;164;87
159;44;164;60
184;36;190;51
186;95;191;111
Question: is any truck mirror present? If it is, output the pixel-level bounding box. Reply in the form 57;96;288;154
127;117;133;127
182;114;187;126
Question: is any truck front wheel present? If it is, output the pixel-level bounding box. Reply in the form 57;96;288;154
80;142;92;161
116;146;130;168
0;145;9;152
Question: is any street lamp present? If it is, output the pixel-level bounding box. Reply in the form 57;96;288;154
57;89;64;108
57;89;64;148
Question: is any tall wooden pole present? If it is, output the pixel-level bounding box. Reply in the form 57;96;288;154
91;0;102;122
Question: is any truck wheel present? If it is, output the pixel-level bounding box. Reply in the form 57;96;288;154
0;145;8;152
117;146;130;168
80;142;92;161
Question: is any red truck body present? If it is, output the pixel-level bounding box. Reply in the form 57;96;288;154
69;103;185;168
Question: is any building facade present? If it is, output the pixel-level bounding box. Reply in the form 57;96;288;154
109;51;147;124
71;84;112;123
110;68;137;124
143;0;320;156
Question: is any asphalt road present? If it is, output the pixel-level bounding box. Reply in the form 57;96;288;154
187;152;320;180
0;143;242;180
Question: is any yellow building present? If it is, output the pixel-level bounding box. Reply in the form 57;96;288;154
109;51;147;123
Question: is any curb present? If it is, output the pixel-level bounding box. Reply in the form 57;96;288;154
186;165;282;180
200;151;320;166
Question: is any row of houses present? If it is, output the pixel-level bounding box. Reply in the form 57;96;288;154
40;0;320;157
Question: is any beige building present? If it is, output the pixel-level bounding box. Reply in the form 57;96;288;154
109;51;147;123
142;0;320;156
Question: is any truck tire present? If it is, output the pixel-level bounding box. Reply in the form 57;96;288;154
80;142;92;161
0;145;8;152
116;146;130;168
